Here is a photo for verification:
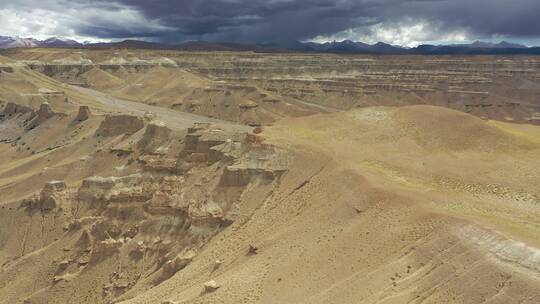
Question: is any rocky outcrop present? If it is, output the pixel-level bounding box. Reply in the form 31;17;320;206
179;124;287;187
90;238;124;263
239;100;258;110
208;140;243;163
75;105;91;122
159;249;197;281
0;65;14;73
143;111;156;121
25;102;57;129
188;200;224;225
182;123;244;163
33;102;54;122
203;280;220;292
7;121;287;303
21;180;70;212
96;114;144;137
220;144;287;187
139;155;177;173
40;180;68;210
137;121;171;153
77;174;152;211
1;102;32;117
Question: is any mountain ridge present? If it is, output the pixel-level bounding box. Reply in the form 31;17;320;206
1;35;539;54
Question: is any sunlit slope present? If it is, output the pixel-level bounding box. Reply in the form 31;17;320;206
119;105;540;304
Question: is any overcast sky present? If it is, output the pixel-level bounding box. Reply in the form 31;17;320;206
1;0;539;46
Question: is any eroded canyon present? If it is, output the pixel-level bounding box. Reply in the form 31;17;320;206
0;48;539;304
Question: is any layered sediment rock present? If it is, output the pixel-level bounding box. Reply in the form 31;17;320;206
159;249;197;280
137;121;171;153
21;180;70;211
209;140;243;163
39;180;68;210
182;123;244;163
37;102;54;119
179;124;287;187
139;155;178;173
75;105;91;122
78;174;150;211
26;102;57;129
220;149;287;186
6;121;287;303
96;114;144;137
220;134;287;186
2;102;32;117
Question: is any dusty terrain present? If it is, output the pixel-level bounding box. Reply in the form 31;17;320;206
0;48;539;304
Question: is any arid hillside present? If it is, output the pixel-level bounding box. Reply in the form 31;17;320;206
3;48;540;126
0;49;539;304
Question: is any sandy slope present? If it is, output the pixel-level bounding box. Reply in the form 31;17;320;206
115;106;540;304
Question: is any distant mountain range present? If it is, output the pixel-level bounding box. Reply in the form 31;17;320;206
1;36;539;55
264;40;540;55
0;36;80;49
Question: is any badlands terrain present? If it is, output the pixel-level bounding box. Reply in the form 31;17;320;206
0;48;539;304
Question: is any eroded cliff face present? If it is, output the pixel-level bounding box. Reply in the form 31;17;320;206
8;49;540;126
0;99;286;303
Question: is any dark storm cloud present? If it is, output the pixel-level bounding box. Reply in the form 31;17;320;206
111;0;379;41
1;0;540;43
388;0;540;37
107;0;540;42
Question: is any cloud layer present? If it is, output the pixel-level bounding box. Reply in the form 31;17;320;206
1;0;539;45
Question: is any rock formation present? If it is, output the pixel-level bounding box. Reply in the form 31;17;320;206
26;102;56;129
1;102;32;117
182;123;244;164
36;102;54;121
75;105;91;122
96;114;144;137
137;121;172;153
159;249;197;281
220;144;287;186
203;280;220;292
21;180;70;212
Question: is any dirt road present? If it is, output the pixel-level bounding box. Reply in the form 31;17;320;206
73;86;252;132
